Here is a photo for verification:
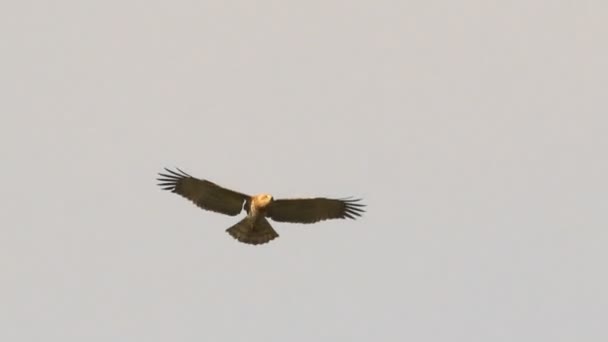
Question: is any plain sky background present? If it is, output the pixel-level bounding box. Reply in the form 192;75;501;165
1;1;607;341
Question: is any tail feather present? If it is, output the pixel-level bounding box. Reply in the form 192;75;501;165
226;217;279;245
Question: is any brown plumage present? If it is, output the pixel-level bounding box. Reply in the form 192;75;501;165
157;168;365;245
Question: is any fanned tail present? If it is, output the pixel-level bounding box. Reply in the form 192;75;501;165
226;217;279;245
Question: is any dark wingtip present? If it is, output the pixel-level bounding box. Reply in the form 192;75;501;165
341;197;366;219
157;167;190;191
175;167;191;177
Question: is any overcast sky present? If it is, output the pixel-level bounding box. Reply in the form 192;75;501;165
1;1;607;341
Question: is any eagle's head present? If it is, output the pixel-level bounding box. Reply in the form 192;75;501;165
252;193;274;209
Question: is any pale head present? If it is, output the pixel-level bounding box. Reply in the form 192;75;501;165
252;193;274;209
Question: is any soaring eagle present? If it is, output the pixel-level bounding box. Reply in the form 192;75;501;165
157;168;365;245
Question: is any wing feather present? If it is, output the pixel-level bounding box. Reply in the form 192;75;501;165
157;168;249;216
267;198;365;224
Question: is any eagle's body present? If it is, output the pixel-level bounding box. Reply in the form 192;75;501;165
157;168;365;245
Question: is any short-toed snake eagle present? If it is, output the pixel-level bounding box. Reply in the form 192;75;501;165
157;168;365;245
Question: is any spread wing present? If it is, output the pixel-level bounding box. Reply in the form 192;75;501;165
157;168;249;216
266;198;365;224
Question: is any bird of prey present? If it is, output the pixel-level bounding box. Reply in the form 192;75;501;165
157;168;365;245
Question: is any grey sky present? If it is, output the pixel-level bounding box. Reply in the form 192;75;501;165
1;1;607;341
